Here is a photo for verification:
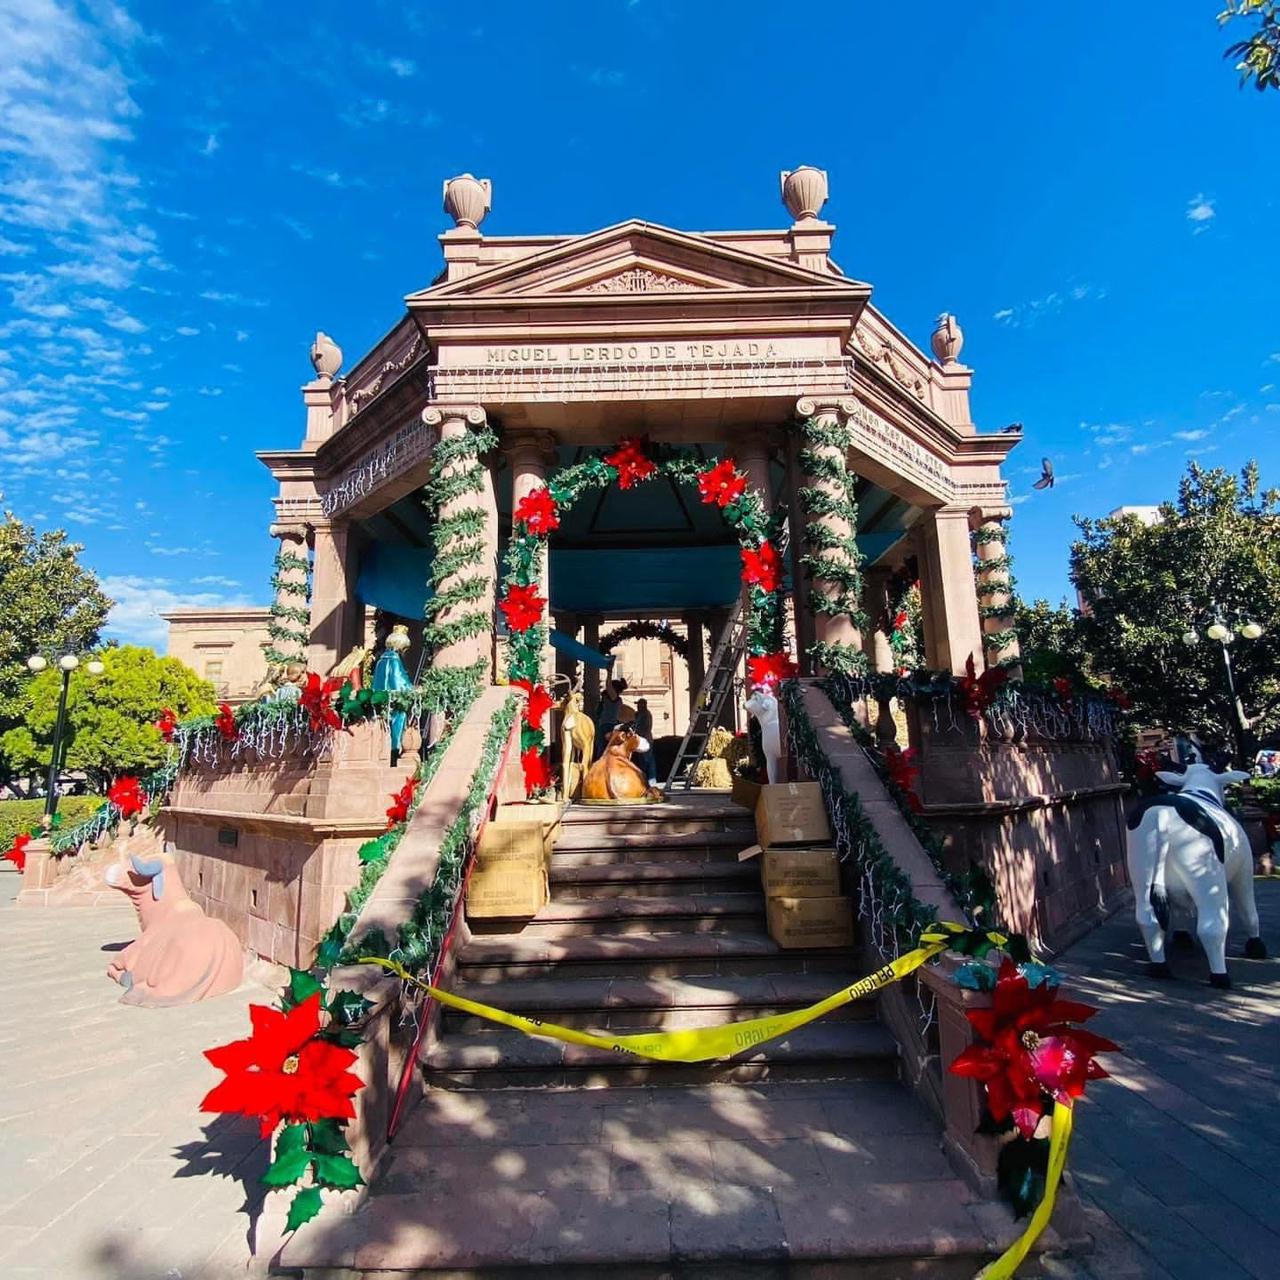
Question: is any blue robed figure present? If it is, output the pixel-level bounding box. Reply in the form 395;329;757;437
372;624;413;752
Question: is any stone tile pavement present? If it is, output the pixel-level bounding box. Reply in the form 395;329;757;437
0;870;270;1280
1044;877;1280;1280
3;864;1276;1280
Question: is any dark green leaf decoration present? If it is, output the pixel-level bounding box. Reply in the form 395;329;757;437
287;968;322;1009
313;1152;364;1191
284;1186;325;1233
326;989;373;1026
275;1123;309;1156
307;1118;350;1156
263;1145;312;1188
997;1135;1050;1220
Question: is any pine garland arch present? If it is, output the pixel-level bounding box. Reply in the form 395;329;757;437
598;619;691;663
500;439;795;795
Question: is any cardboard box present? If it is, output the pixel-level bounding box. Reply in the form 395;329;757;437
731;776;762;811
755;781;831;847
765;895;855;950
467;821;550;918
762;846;840;898
495;801;563;854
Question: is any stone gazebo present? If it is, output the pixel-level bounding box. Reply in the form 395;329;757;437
168;165;1126;966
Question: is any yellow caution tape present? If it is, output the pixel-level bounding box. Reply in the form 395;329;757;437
360;936;948;1063
977;1101;1073;1280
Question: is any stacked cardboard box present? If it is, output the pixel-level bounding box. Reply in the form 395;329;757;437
466;802;563;919
746;782;853;949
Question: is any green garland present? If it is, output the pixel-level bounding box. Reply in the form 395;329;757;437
971;522;1019;668
422;423;499;661
265;545;312;668
598;620;691;662
795;416;867;675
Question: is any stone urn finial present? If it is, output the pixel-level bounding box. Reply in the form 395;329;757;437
931;313;964;365
443;173;492;230
780;166;829;222
309;331;342;380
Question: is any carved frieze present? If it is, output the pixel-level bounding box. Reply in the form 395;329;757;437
582;267;699;294
851;325;926;400
347;329;426;415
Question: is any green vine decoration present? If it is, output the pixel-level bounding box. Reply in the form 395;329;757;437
265;542;312;668
796;416;867;675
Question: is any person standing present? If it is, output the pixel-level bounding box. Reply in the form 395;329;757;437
633;697;657;785
593;677;627;758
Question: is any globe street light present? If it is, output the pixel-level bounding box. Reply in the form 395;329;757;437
1181;614;1265;760
27;652;105;823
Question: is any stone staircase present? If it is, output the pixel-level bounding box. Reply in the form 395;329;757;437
281;793;1027;1276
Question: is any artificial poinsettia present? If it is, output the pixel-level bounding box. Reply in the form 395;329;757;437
513;680;555;732
1052;676;1074;708
108;776;146;818
883;746;922;812
521;746;552;793
299;673;344;733
3;832;31;872
215;702;239;742
746;651;798;691
155;708;178;742
1105;685;1132;711
385;778;415;828
603;437;656;489
740;541;782;594
892;610;910;633
957;655;1008;720
514;486;560;535
696;458;747;508
201;993;363;1139
949;959;1117;1138
499;584;546;632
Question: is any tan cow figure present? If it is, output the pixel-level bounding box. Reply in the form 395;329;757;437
104;835;243;1006
582;725;664;803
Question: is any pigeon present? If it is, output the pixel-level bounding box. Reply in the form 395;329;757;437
1000;422;1024;434
1032;458;1055;490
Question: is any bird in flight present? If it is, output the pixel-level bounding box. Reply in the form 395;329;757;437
1032;458;1055;490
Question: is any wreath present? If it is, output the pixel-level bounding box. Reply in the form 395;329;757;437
598;620;691;663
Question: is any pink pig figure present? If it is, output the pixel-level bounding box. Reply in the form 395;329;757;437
104;836;243;1006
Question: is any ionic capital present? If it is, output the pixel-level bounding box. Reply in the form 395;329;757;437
422;403;487;435
504;429;558;468
268;522;309;544
795;395;857;424
968;505;1013;531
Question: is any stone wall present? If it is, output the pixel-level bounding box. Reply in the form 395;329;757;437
161;720;404;967
908;704;1131;952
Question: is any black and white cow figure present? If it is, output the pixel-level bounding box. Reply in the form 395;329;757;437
1125;760;1267;987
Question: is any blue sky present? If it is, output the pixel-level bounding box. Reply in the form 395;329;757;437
1;0;1277;649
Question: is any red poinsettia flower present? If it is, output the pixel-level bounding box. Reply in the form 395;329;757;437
299;672;344;733
740;541;783;594
1105;685;1132;711
521;746;552;794
603;437;657;489
499;584;546;632
155;708;178;742
1052;676;1073;702
1134;749;1160;783
883;746;922;812
513;680;555;732
201;993;363;1139
892;610;910;633
514;486;560;535
3;832;31;872
957;655;1008;719
385;777;416;829
949;959;1117;1138
108;776;146;818
215;702;239;742
746;651;798;691
696;458;747;508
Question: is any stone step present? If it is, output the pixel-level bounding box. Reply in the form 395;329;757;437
455;929;856;981
471;893;766;939
552;840;747;867
440;972;878;1033
552;826;753;854
550;858;759;898
422;1020;900;1089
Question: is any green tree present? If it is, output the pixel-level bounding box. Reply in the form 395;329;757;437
1220;1;1280;90
1013;598;1092;686
0;645;217;790
1070;462;1280;761
0;505;112;778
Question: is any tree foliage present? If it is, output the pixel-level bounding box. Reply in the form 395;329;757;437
1070;462;1280;759
0;507;112;773
0;645;217;789
1220;1;1280;90
1013;598;1093;687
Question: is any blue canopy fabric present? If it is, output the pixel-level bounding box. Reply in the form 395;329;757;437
549;630;615;669
549;546;741;613
356;543;432;619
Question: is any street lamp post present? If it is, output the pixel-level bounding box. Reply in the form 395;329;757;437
26;653;105;823
1181;614;1264;762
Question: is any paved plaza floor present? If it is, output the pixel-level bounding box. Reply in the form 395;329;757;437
1;867;1276;1279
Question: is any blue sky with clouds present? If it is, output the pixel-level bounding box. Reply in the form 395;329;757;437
1;0;1277;649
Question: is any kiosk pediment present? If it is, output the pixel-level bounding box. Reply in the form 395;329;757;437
409;220;866;303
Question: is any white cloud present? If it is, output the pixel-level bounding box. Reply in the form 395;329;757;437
290;163;366;189
199;133;220;156
197;385;222;397
992;284;1106;328
175;325;199;336
199;289;267;307
1186;193;1215;230
388;57;416;77
1267;353;1280;365
1173;429;1208;441
101;574;256;648
276;215;314;241
992;308;1014;322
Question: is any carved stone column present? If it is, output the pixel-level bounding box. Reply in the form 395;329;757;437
266;521;311;668
423;406;497;678
735;428;774;504
795;396;863;669
552;611;580;691
581;614;603;715
506;430;558;677
863;567;898;747
915;506;984;676
971;508;1023;679
307;518;358;674
685;612;705;716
